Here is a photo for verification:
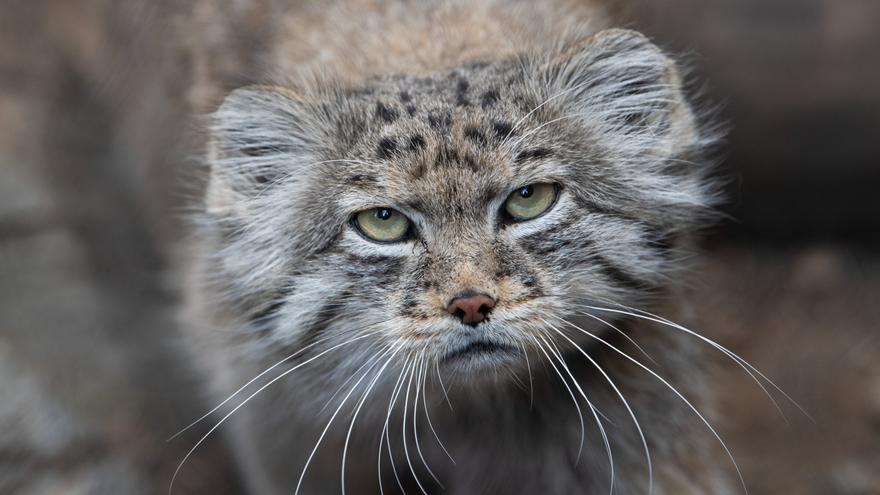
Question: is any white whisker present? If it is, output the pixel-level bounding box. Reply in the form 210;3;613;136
401;356;429;495
379;358;412;495
558;313;749;494
530;335;587;466
422;357;455;465
571;309;657;365
535;333;615;495
169;328;338;442
169;331;379;495
585;301;811;423
519;340;535;409
412;357;444;488
296;345;395;495
341;345;401;495
435;359;453;411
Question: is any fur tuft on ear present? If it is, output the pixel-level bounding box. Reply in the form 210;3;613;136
542;29;721;229
547;28;698;157
206;86;318;216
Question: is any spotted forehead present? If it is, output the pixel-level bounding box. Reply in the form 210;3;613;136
336;62;556;206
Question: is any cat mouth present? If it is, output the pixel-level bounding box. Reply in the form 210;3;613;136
444;340;515;362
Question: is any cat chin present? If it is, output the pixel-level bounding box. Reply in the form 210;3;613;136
438;338;521;376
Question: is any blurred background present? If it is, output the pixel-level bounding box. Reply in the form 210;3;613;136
0;0;878;493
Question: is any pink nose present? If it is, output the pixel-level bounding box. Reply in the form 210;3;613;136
447;292;495;326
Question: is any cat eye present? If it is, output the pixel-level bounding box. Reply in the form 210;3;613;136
503;183;559;221
353;207;412;242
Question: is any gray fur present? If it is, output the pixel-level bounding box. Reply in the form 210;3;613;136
183;6;730;494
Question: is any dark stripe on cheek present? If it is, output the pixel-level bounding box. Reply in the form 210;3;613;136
345;254;404;278
576;198;638;225
518;219;587;255
644;227;674;253
249;299;285;325
593;254;653;291
240;145;289;157
577;199;670;255
249;284;296;326
291;296;346;359
521;237;576;256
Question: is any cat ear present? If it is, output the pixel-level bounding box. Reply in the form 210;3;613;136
206;85;318;216
546;29;697;156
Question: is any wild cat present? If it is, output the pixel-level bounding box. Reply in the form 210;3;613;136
177;0;754;493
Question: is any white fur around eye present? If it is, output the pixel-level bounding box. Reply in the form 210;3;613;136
340;227;415;257
503;190;572;238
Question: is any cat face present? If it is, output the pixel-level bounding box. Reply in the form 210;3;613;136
200;29;715;378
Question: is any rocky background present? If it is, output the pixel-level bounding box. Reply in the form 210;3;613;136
0;0;878;493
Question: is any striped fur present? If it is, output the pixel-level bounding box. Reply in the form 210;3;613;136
183;2;729;494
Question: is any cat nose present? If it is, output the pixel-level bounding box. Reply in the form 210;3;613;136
447;291;495;326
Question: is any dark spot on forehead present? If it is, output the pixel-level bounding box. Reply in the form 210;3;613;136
464;127;487;146
436;145;460;165
405;104;417;116
409;162;427;180
481;89;500;108
398;90;412;103
492;121;513;140
433;146;479;173
455;77;470;106
408;134;426;151
514;147;552;164
435;146;479;172
378;137;398;158
375;101;399;123
427;111;452;129
462;153;479;172
409;161;428;180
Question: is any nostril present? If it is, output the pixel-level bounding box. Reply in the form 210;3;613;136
447;292;496;326
453;308;467;321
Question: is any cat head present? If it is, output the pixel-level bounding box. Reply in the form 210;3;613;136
198;29;718;378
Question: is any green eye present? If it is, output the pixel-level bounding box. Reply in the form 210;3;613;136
353;208;411;242
504;183;558;221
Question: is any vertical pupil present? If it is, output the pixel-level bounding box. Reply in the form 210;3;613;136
376;208;392;220
519;186;534;198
